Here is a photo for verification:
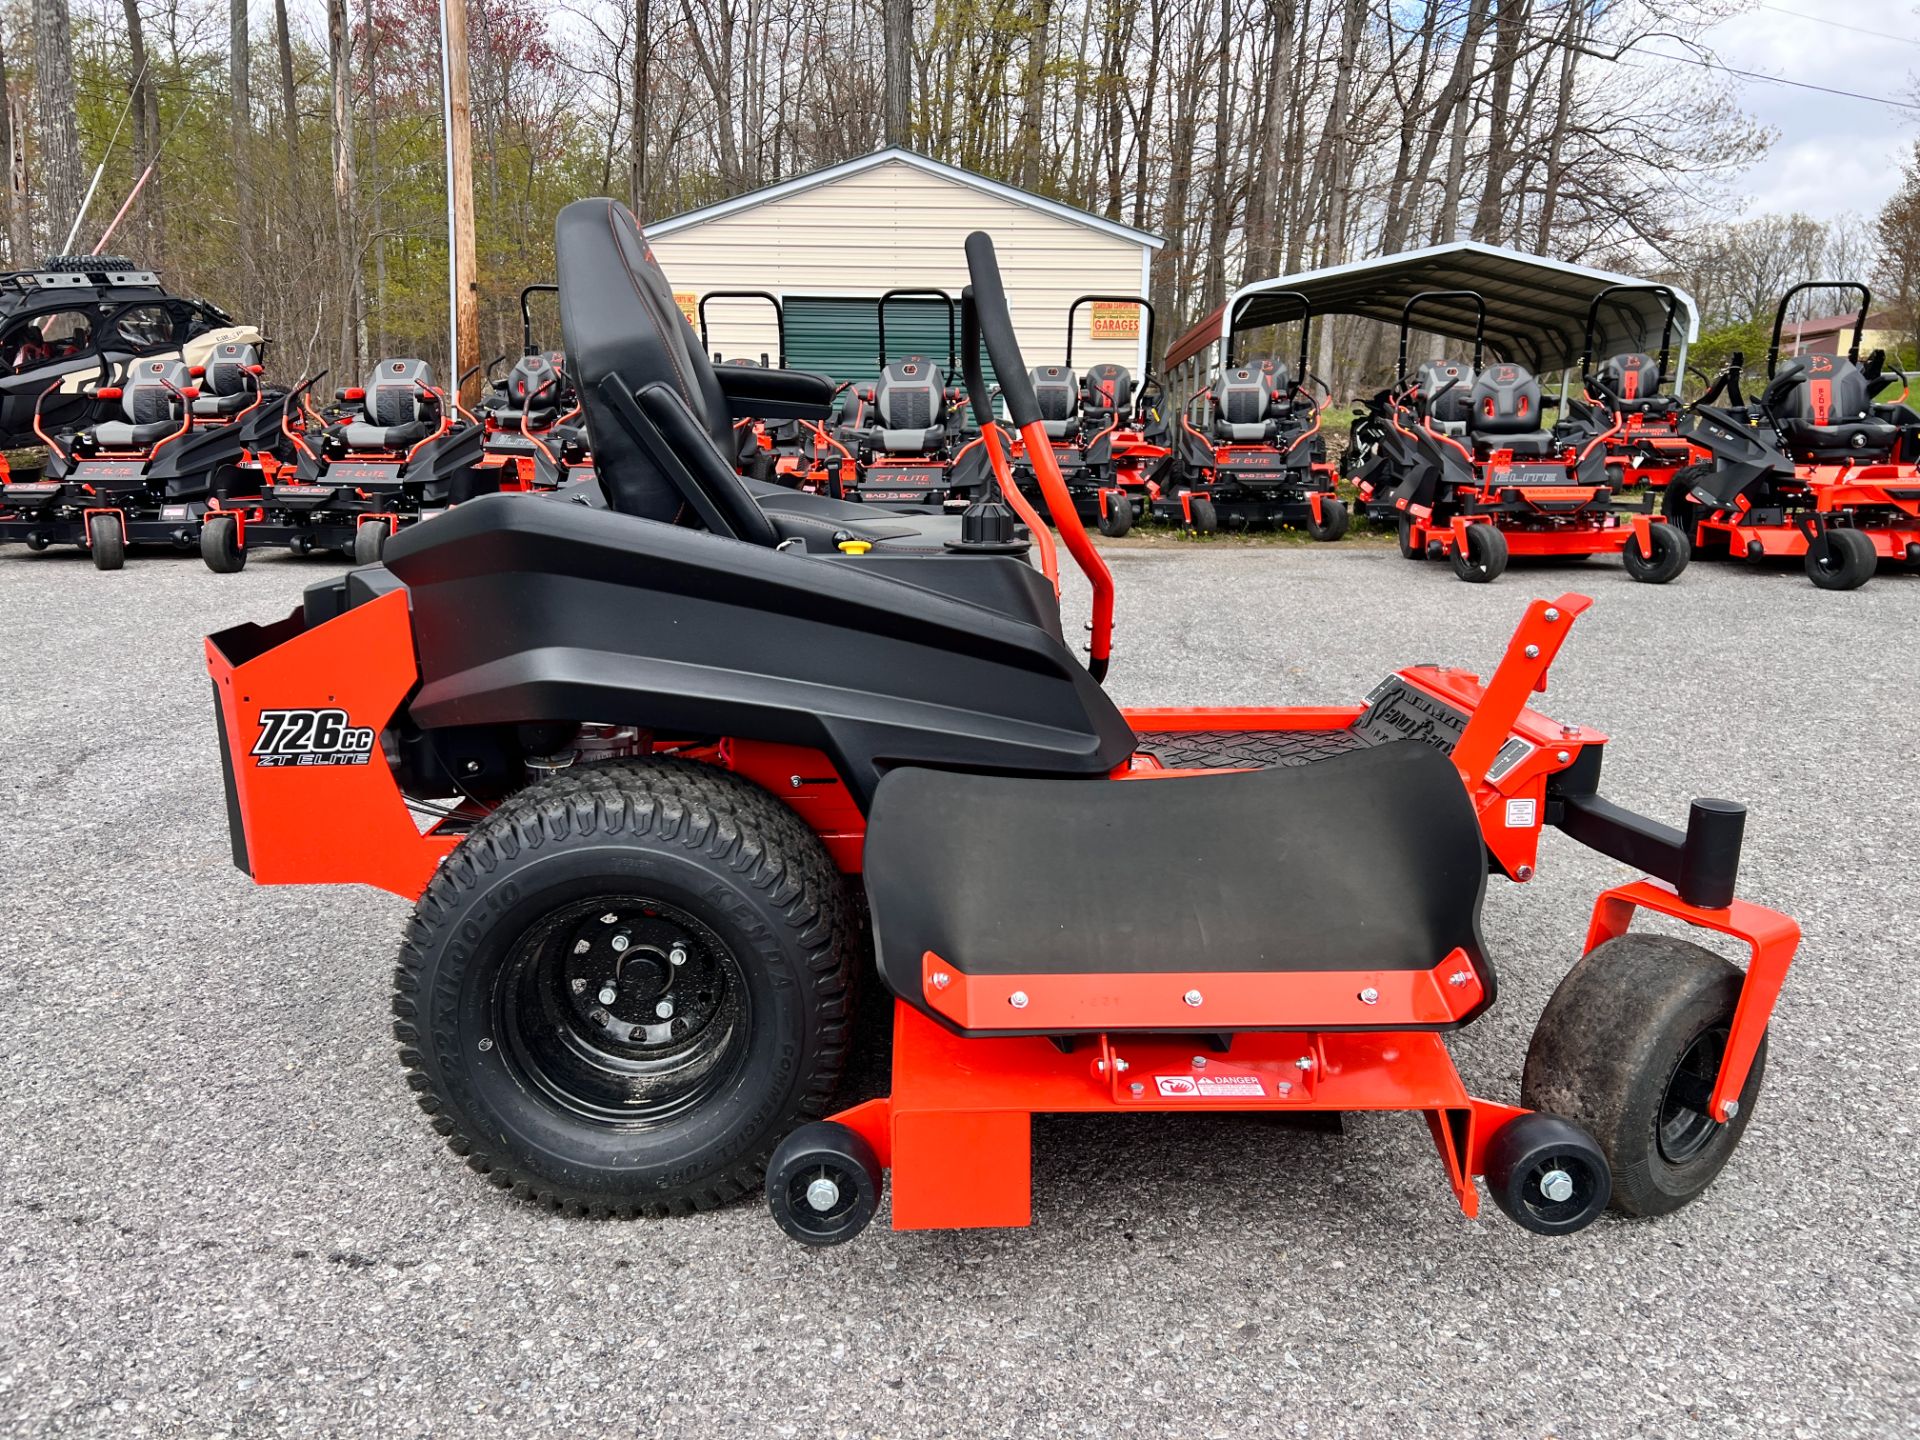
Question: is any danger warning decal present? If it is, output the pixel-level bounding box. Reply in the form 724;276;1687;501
1154;1073;1267;1099
251;708;377;768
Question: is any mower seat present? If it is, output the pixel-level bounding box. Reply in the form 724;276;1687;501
342;359;440;451
1030;364;1080;441
1415;361;1475;427
1467;362;1556;455
191;342;262;418
94;357;191;446
1213;364;1281;443
1597;352;1674;415
494;353;565;426
1775;354;1899;461
861;355;949;451
1081;363;1134;427
865;740;1490;1033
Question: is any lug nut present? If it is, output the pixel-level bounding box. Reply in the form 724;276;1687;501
655;1000;674;1019
598;986;617;1006
611;934;630;953
669;945;688;967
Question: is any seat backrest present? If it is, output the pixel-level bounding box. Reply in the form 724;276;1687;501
1599;351;1662;403
1030;365;1079;423
122;357;192;424
1415;360;1475;424
874;355;947;430
362;358;436;427
1468;361;1542;436
506;353;564;411
1214;365;1277;425
203;342;261;398
1080;363;1133;420
555;197;736;521
1778;352;1872;425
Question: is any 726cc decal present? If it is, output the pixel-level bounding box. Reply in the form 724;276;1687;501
250;708;377;767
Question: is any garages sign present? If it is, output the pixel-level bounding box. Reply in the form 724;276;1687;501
1088;302;1140;341
674;292;699;324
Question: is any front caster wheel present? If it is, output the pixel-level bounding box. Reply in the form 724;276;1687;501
1305;495;1349;542
87;512;125;570
200;514;247;573
1097;492;1133;538
1522;934;1767;1217
1483;1112;1611;1235
1188;496;1219;533
1450;522;1507;582
1396;514;1424;560
353;521;389;565
1621;520;1690;584
392;758;855;1216
1804;526;1876;590
767;1120;883;1245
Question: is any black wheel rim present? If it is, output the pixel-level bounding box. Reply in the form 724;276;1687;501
1517;1151;1601;1228
1657;1026;1728;1164
784;1160;863;1236
495;895;749;1128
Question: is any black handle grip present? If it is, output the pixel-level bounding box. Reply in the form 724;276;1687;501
964;232;1039;427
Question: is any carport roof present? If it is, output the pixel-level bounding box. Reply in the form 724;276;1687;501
1163;241;1700;376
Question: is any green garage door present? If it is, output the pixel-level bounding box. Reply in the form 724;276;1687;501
784;295;997;403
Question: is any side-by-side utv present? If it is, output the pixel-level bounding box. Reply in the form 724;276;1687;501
1667;282;1920;589
0;346;288;568
206;201;1798;1248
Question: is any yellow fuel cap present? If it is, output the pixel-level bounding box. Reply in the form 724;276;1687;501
837;539;873;555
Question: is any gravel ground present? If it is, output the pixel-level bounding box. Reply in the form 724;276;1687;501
0;536;1915;1438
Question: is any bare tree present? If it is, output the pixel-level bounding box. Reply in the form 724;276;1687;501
34;0;83;249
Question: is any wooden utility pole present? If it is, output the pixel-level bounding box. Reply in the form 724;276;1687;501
441;0;480;406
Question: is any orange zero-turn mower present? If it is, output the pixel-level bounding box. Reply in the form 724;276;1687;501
205;205;1799;1246
1579;284;1706;492
473;284;594;494
1380;290;1691;584
1158;290;1346;539
1005;293;1172;538
201;359;491;571
1667;281;1920;590
0;346;289;570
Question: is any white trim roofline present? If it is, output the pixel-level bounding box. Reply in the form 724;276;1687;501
647;147;1166;251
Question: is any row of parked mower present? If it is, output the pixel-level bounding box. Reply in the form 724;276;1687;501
1343;281;1920;591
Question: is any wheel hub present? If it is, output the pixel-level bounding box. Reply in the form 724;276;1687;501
561;909;723;1048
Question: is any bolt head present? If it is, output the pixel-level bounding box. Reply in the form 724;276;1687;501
597;986;617;1006
1448;970;1471;987
1544;607;1560;621
1129;1081;1145;1096
1358;987;1379;1005
1719;1099;1740;1121
1191;1055;1207;1069
1556;749;1571;763
1515;864;1535;881
1524;644;1540;659
1114;1058;1129;1073
1295;1056;1314;1072
805;1176;841;1213
1277;1081;1292;1096
930;970;951;990
654;1000;674;1019
669;946;688;966
1183;989;1204;1008
1008;990;1029;1010
611;934;630;953
1539;1168;1575;1204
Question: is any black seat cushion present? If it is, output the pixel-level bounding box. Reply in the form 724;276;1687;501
1483;430;1558;458
1469;362;1544;437
1775;353;1898;460
865;741;1489;1032
1415;361;1475;424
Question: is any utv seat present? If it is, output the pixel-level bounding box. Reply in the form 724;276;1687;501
1030;364;1080;440
865;740;1490;1033
190;342;262;419
1597;352;1675;415
1468;362;1557;458
94;357;190;447
341;359;440;450
1774;353;1899;461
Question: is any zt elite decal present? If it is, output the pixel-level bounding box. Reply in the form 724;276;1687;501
251;708;377;768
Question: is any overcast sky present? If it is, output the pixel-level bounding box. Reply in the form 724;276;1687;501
1689;1;1920;222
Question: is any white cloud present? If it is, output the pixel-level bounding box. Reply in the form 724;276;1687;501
1690;1;1920;219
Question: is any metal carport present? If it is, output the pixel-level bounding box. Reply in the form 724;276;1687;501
1163;241;1700;406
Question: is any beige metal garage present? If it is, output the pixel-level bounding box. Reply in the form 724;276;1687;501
645;148;1163;389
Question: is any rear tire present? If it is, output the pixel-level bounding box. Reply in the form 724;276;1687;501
1188;496;1219;533
353;521;388;565
1621;521;1689;584
1805;526;1876;590
87;513;124;571
1097;492;1133;538
1305;495;1350;542
1450;522;1507;582
200;514;246;573
1522;934;1767;1217
392;758;855;1217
